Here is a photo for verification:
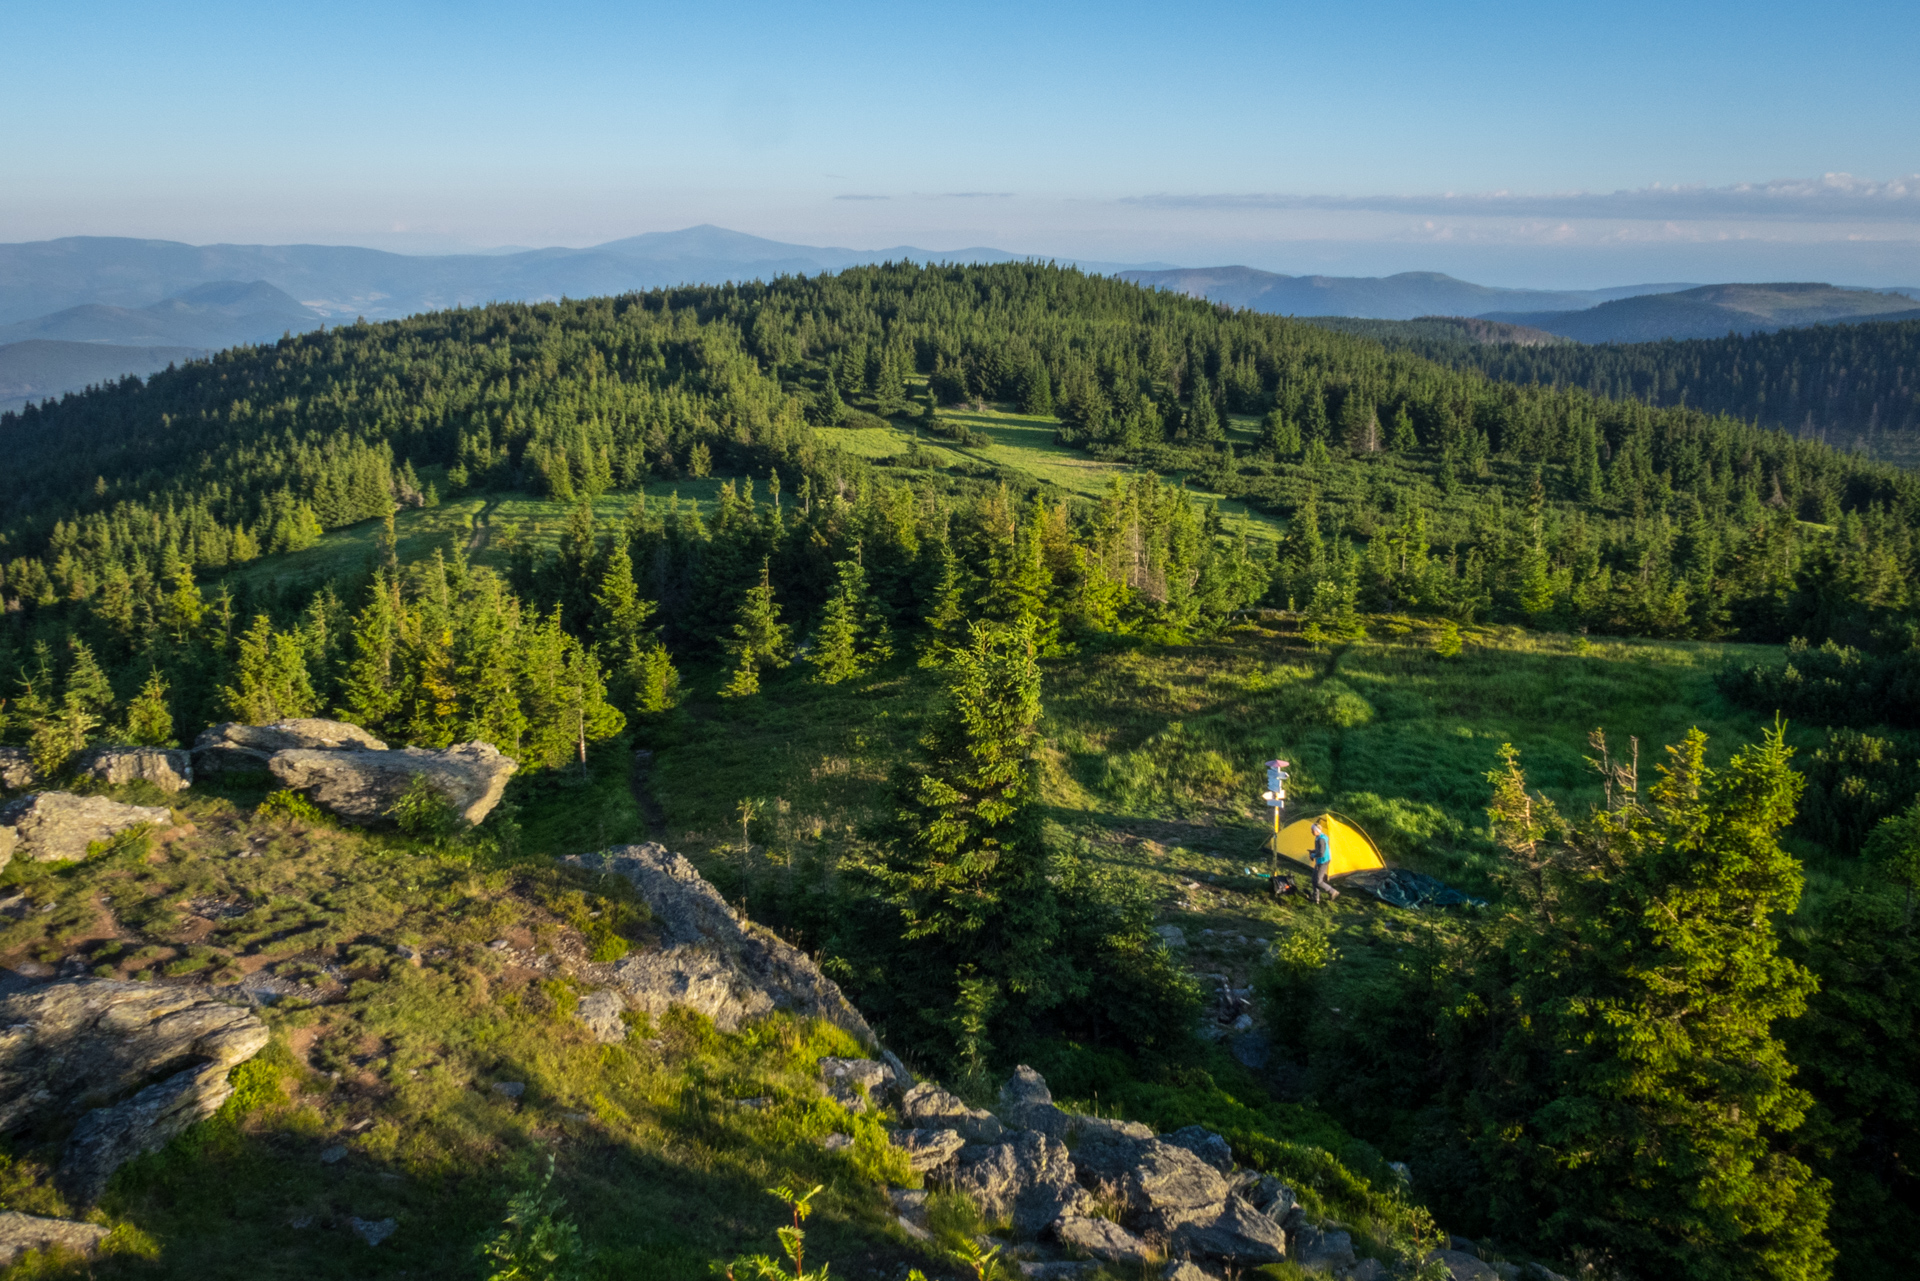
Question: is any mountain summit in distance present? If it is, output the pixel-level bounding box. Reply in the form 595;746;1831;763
1117;264;1702;321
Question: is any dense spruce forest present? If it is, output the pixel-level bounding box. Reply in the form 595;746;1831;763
3;262;1919;1281
1309;312;1920;461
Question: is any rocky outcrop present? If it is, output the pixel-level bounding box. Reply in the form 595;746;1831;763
575;989;627;1043
995;1065;1150;1145
0;1211;110;1267
1052;1214;1154;1264
269;740;516;828
1164;1124;1235;1174
0;979;268;1204
949;1131;1087;1235
891;1127;967;1172
78;746;192;793
1074;1133;1229;1225
192;719;386;773
821;1056;892;1111
901;1081;1007;1144
568;844;878;1047
0;792;171;869
1169;1195;1289;1265
1292;1224;1356;1271
0;748;38;791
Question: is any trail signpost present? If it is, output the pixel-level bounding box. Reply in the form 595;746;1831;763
1262;759;1289;880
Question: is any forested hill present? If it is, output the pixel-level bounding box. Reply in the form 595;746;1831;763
3;259;1918;673
1308;313;1920;462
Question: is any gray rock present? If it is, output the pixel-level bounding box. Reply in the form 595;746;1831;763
1230;1172;1297;1222
320;1145;348;1164
0;791;171;868
947;1131;1087;1236
491;1081;525;1099
1052;1213;1154;1264
999;1064;1071;1136
900;1081;1006;1143
821;1056;890;1110
1230;1031;1270;1069
58;1060;238;1203
192;719;386;774
1425;1250;1499;1280
1351;1261;1388;1281
888;1187;930;1229
1292;1224;1356;1272
569;845;878;1047
1162;1124;1234;1173
351;1216;397;1246
1169;1195;1287;1264
0;1211;110;1266
819;1132;853;1151
0;979;267;1136
269;740;516;828
1020;1265;1100;1280
891;1126;967;1172
1154;924;1187;948
575;989;627;1043
77;746;192;793
1161;1264;1219;1281
1073;1134;1228;1220
1524;1264;1573;1281
0;748;39;791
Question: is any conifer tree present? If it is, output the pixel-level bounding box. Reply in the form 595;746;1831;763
338;572;405;733
224;614;318;724
808;554;893;685
163;561;205;643
123;668;175;747
1020;356;1053;416
869;618;1072;1060
816;369;846;426
631;642;681;715
1389;404;1418;451
720;559;791;698
920;544;970;667
1485;726;1832;1280
1262;407;1302;456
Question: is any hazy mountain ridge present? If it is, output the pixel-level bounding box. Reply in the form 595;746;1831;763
0;339;206;414
1483;282;1920;343
1118;264;1702;320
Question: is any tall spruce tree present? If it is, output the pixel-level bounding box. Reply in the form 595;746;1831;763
224;614;318;724
1485;725;1832;1281
868;619;1074;1063
720;559;791;698
807;553;893;685
123;668;175;747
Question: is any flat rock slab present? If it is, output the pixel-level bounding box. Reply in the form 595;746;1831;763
1294;1225;1357;1272
0;979;268;1133
194;718;387;773
0;791;171;868
1162;1124;1234;1173
0;1211;110;1267
1074;1134;1228;1221
1426;1250;1500;1280
569;844;878;1047
78;746;192;793
269;740;516;827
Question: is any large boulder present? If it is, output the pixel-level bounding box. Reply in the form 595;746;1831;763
0;980;268;1203
900;1081;1006;1144
78;746;192;793
1292;1225;1356;1272
1425;1250;1500;1280
1073;1134;1229;1225
1162;1124;1235;1173
193;718;387;773
821;1057;896;1111
269;741;516;828
1052;1214;1154;1264
567;845;878;1048
891;1127;967;1172
0;748;38;791
0;792;171;869
996;1065;1151;1144
0;1211;110;1267
1168;1195;1288;1265
946;1131;1087;1235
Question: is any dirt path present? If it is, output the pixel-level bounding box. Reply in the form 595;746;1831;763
465;498;501;555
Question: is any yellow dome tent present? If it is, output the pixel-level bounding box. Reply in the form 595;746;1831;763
1268;811;1387;877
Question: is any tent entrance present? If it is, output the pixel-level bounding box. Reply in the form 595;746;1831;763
1266;811;1387;877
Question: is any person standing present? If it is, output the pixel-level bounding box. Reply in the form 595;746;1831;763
1310;818;1340;905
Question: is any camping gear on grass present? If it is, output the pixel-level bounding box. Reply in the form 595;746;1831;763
1341;867;1488;909
1266;811;1386;877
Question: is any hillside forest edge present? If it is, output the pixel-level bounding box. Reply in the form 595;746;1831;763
1;262;1917;1281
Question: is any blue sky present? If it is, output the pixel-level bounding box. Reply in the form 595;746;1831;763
3;0;1917;286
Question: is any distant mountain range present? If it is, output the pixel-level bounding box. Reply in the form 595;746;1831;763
1116;266;1701;321
1481;282;1920;343
5;227;1920;414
